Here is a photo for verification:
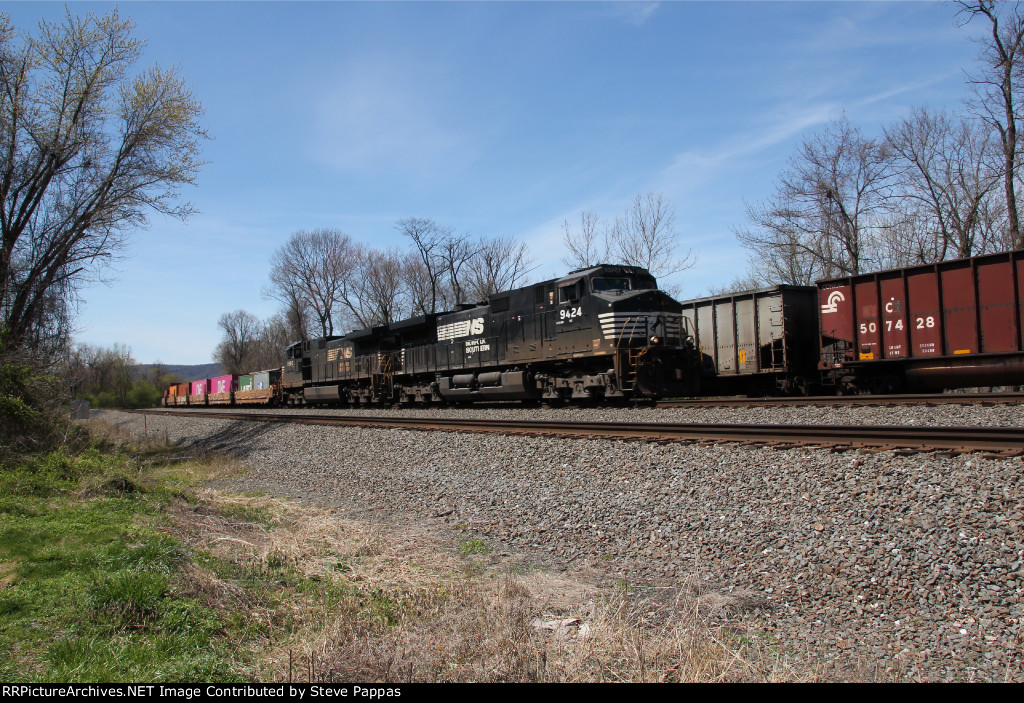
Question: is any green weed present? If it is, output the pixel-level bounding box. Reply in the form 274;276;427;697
458;538;492;556
0;447;245;682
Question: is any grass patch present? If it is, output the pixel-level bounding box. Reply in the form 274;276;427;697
0;439;246;682
457;537;492;556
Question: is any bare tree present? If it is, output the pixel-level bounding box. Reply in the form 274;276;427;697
108;343;136;407
958;1;1024;249
607;192;694;278
736;117;894;283
247;314;291;371
396;217;488;309
0;9;207;353
279;290;312;342
396;255;427;317
70;342;136;406
438;231;477;306
560;194;693;280
261;273;310;342
974;193;1016;251
466;235;533;300
343;248;409;328
266;229;358;338
213;309;261;374
732;209;828;286
560;210;605;270
885;108;1001;261
397;217;450;314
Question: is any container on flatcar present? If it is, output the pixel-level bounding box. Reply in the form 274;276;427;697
162;384;176;407
818;250;1024;392
678;285;819;394
208;374;237;405
253;369;280;389
188;379;209;406
167;382;188;407
238;375;253;391
235;368;281;405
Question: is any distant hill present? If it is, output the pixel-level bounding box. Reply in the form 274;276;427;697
136;363;225;382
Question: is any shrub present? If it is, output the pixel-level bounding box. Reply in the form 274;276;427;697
0;351;65;459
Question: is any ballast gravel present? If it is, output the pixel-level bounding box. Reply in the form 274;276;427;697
102;407;1024;682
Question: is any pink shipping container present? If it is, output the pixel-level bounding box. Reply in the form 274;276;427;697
209;375;238;394
207;374;238;405
818;250;1024;391
189;379;209;396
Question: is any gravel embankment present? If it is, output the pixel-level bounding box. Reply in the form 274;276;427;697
102;407;1024;681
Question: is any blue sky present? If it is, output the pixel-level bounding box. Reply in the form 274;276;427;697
7;1;981;364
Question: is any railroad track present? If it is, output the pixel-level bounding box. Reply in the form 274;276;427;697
656;391;1024;408
131;408;1024;455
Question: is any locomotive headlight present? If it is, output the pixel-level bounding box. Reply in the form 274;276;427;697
649;336;661;346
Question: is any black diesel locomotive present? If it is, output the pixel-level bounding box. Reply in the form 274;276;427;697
281;264;702;405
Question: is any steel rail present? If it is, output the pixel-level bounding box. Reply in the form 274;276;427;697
131;408;1024;453
657;392;1024;408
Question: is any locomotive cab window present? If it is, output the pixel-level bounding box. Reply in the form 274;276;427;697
592;277;631;293
633;275;657;290
558;280;582;303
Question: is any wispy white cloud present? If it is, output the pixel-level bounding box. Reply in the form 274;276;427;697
796;4;965;54
661;101;839;183
854;73;954;108
309;56;480;177
603;1;661;27
509;100;839;283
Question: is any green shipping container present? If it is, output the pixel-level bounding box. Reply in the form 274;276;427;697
238;375;253;391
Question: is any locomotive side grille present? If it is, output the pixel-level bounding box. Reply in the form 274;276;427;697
598;312;683;341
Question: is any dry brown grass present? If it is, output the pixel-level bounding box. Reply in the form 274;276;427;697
78;416;170;450
161;487;815;683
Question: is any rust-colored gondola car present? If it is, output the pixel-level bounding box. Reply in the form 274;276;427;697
818;250;1024;393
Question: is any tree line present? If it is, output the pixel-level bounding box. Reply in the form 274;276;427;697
730;1;1024;290
213;219;535;374
66;343;178;408
0;9;203;440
